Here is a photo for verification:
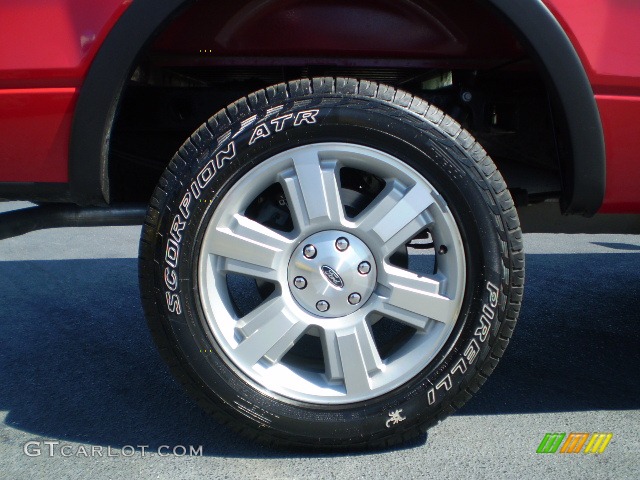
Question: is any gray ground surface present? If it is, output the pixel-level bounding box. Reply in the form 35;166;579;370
0;201;638;479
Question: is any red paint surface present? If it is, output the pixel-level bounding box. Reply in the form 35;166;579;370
545;0;640;96
545;1;640;212
0;0;132;89
0;0;130;182
595;95;640;213
0;88;76;182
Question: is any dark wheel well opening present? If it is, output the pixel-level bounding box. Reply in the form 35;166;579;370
102;0;571;208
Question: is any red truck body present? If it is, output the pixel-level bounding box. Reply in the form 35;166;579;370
0;0;639;212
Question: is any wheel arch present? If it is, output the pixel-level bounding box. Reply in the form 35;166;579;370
69;0;605;215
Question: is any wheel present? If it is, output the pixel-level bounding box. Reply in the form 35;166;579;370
139;78;524;448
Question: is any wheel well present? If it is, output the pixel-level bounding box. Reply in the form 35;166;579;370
71;0;604;214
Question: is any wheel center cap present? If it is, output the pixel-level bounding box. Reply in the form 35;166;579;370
288;230;377;318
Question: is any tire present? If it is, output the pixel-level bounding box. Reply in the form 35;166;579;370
139;77;524;449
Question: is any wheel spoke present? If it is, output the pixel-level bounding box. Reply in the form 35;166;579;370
206;213;291;278
370;300;430;331
234;297;307;365
279;149;344;228
379;266;458;326
321;321;383;394
279;169;310;230
356;181;434;256
219;257;279;282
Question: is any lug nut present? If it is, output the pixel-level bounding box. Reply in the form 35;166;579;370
358;261;371;275
316;300;330;312
348;293;362;305
303;244;317;259
293;276;307;289
335;237;349;251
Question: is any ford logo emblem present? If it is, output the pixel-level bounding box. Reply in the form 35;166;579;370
321;265;344;288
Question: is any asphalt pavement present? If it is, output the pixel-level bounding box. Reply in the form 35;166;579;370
0;201;638;479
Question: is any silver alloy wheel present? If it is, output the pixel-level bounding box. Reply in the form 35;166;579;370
198;143;465;404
